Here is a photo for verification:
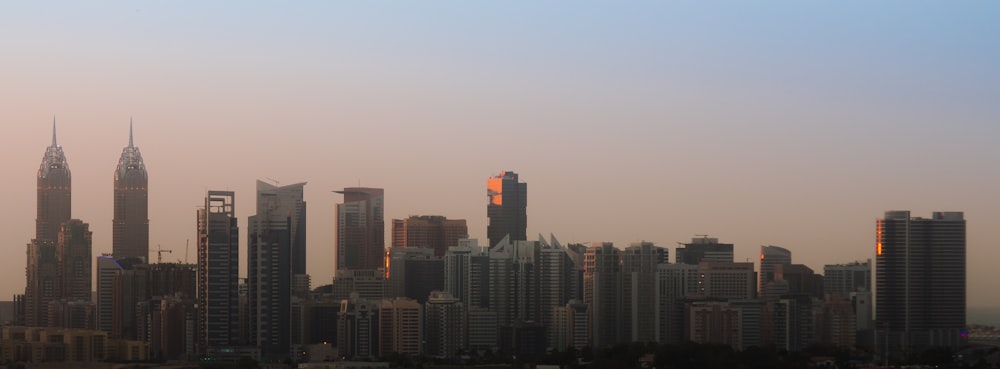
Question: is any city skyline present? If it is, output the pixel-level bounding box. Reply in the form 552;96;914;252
1;2;999;310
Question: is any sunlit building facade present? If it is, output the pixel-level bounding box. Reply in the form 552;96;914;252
486;171;527;248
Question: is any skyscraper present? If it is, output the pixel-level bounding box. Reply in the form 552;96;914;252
391;215;468;256
36;120;71;243
584;242;622;348
248;181;306;358
675;236;733;265
336;187;384;272
197;191;239;352
487;171;527;248
876;211;966;347
622;242;666;343
26;121;72;327
58;219;92;302
113;121;149;261
759;245;792;294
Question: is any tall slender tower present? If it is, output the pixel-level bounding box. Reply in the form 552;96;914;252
486;171;527;248
198;191;239;352
113;120;149;261
26;120;72;327
335;187;384;272
876;211;966;348
36;119;72;243
248;181;306;358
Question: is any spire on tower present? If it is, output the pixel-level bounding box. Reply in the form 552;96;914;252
129;117;134;147
52;116;57;147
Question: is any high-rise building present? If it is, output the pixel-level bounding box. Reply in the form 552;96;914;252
58;219;92;302
876;211;966;347
655;263;699;343
486;171;527;248
675;236;733;265
336;187;384;272
759;245;792;294
25;240;58;327
824;260;872;298
97;255;123;334
26;122;72;327
424;291;466;358
386;247;443;303
378;297;422;357
697;262;757;300
583;242;622;348
113;121;149;261
36;120;71;243
197;191;239;352
443;239;489;309
622;242;667;343
248;181;306;358
391;215;468;256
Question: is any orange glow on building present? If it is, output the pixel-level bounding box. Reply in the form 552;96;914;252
876;220;883;255
487;178;503;205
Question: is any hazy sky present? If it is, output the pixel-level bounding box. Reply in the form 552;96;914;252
2;2;999;307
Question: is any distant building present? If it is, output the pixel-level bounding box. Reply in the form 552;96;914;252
387;247;443;304
57;220;91;302
486;171;527;248
622;242;666;343
25;122;71;328
378;298;422;356
337;294;379;360
197;191;240;353
675;236;733;265
424;291;465;358
656;263;699;343
551;300;588;351
96;255;123;334
759;245;791;294
113;121;149;261
336;187;385;272
824;260;871;298
876;211;966;347
443;239;490;308
697;262;756;300
248;181;306;359
584;242;621;347
392;215;468;256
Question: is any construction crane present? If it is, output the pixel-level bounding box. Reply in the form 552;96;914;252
154;244;172;264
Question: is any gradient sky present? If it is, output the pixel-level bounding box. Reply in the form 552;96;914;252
2;2;999;307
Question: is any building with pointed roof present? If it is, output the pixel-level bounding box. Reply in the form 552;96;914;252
113;119;149;261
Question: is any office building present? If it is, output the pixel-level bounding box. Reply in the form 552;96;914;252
486;171;527;248
876;211;966;347
698;262;756;300
622;241;666;343
392;215;468;256
824;260;871;298
337;294;379;360
378;298;422;356
113;121;149;261
35;120;72;243
248;181;306;358
424;291;465;358
551;300;589;351
96;255;123;334
57;219;92;302
387;247;443;303
25;122;72;327
336;187;384;271
656;263;699;343
443;239;489;308
197;191;239;352
759;245;792;294
583;242;621;348
675;236;733;265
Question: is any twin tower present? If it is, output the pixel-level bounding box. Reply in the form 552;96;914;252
25;120;149;327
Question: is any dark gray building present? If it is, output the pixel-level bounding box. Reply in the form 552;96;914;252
486;171;527;248
249;181;306;359
113;120;149;261
675;236;733;265
876;211;966;348
197;191;239;353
